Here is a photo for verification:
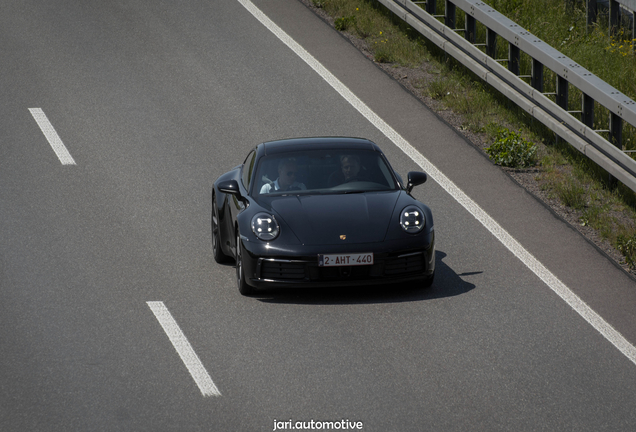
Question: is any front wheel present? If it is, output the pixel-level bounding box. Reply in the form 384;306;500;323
235;230;255;296
212;195;231;264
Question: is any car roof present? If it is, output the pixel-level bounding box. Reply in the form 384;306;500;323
259;137;381;155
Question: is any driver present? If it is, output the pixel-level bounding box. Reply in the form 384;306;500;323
328;154;366;186
341;155;361;181
260;158;306;193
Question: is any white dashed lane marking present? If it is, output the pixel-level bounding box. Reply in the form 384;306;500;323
147;301;221;397
29;108;76;165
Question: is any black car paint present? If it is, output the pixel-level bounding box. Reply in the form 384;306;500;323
212;137;435;291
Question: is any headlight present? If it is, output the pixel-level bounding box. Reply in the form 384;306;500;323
251;212;280;241
400;206;425;233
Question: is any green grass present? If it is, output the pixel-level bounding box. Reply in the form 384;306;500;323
311;0;636;269
556;177;587;210
314;0;429;66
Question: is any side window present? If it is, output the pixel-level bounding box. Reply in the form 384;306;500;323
241;150;256;190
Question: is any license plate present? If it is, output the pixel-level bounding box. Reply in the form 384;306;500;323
318;253;374;267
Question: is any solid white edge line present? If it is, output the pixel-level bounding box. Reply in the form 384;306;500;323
237;0;636;366
147;301;221;397
28;108;76;165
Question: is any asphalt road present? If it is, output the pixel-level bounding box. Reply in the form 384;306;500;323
1;0;636;431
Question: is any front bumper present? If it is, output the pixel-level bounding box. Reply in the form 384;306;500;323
240;231;435;289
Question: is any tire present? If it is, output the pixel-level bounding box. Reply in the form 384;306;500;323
212;195;231;264
235;230;256;296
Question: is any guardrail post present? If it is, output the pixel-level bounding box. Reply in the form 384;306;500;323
633;11;636;51
531;59;544;92
610;112;623;149
509;43;520;75
426;0;436;15
445;1;456;29
609;112;623;185
465;14;476;43
610;0;620;36
582;94;594;128
587;0;598;29
556;76;569;110
486;28;497;58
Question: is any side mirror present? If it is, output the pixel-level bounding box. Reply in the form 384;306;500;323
217;179;241;196
406;171;427;193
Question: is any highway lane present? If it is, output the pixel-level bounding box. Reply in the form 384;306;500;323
1;0;636;430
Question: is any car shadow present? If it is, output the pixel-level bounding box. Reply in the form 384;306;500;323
253;250;477;305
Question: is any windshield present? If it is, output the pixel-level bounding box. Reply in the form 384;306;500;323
252;148;399;198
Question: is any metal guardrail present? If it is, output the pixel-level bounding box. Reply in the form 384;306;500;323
376;0;636;192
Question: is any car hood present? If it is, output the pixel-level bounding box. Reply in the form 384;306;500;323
269;192;400;245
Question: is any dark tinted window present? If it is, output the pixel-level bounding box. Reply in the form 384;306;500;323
253;149;398;198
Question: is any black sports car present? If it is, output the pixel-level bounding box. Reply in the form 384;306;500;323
212;137;435;295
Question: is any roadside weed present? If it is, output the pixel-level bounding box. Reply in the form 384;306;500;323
617;235;636;267
485;128;537;168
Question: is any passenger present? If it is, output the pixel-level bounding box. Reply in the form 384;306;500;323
328;154;367;186
260;159;307;193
